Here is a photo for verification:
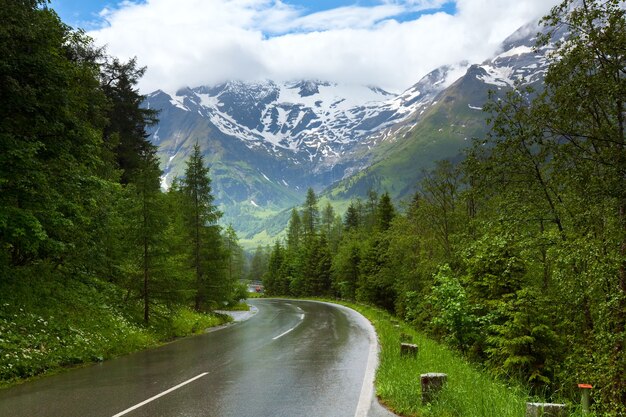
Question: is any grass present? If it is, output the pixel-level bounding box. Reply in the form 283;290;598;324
0;272;231;388
324;301;527;417
246;291;264;299
322;300;594;417
218;301;251;311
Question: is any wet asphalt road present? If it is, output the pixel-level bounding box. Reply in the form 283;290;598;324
0;299;388;417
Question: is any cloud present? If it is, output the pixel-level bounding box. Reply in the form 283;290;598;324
89;0;561;94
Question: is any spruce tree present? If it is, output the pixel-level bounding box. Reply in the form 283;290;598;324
301;188;319;239
286;208;302;252
131;146;166;323
100;57;158;184
376;192;395;231
344;201;360;231
180;143;222;310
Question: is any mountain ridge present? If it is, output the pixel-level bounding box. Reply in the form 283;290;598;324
144;18;559;245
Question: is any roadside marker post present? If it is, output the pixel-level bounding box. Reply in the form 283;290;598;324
578;384;592;414
420;373;447;404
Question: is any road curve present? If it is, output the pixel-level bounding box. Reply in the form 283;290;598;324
0;299;386;417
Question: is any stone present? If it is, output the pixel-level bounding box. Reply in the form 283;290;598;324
400;342;418;357
420;373;447;404
526;403;568;417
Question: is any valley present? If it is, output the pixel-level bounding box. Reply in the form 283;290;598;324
145;19;558;246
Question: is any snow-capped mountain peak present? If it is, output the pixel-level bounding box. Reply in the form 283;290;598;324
151;78;439;161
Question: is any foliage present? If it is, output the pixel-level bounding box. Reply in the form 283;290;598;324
0;0;244;385
428;265;478;353
332;300;531;417
0;272;229;384
264;2;626;413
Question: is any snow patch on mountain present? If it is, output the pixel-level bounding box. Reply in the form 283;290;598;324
151;77;449;164
497;45;534;59
478;65;515;87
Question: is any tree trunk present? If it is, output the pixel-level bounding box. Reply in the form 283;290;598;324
143;235;149;324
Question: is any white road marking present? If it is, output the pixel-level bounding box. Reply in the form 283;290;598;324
110;372;208;417
295;300;379;417
272;326;297;340
353;313;378;417
272;314;305;340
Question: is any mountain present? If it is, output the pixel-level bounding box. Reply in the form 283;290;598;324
322;20;562;208
144;70;462;241
145;19;561;245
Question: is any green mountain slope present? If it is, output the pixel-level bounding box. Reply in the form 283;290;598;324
325;69;492;206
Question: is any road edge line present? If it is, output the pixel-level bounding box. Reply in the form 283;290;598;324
293;300;378;417
353;309;378;417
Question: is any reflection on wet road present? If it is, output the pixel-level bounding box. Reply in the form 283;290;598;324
0;299;379;417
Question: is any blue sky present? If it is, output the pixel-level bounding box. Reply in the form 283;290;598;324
57;0;559;93
52;0;457;31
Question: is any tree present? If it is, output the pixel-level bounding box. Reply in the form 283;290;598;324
180;143;222;310
332;236;361;300
364;189;379;232
264;241;284;295
286;208;302;252
344;201;361;231
224;225;244;285
357;234;396;311
472;0;626;407
301;188;319;238
0;1;108;270
420;160;463;261
539;4;626;405
321;202;335;238
247;245;270;283
130;144;166;323
376;192;395;231
319;201;343;259
100;57;158;184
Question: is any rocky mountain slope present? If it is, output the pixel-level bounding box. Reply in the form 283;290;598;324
145;19;561;243
324;20;562;207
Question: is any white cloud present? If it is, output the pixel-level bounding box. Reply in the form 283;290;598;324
89;0;561;94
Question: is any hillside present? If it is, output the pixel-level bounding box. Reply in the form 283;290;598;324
145;19;560;246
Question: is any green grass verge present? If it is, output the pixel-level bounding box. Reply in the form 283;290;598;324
246;292;264;299
0;274;231;388
217;302;251;311
322;300;592;417
323;300;526;417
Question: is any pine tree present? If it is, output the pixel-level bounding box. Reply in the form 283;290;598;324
131;146;166;323
286;208;302;252
301;188;319;239
321;202;335;238
247;245;269;283
376;192;395;231
264;241;284;295
331;237;361;300
224;224;244;285
180;143;222;310
100;57;158;185
344;201;360;231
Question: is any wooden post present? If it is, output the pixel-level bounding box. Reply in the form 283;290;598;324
420;373;447;404
400;342;418;357
526;403;568;417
